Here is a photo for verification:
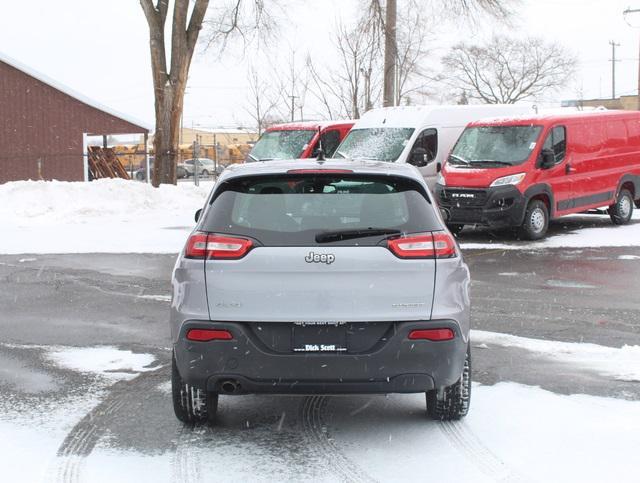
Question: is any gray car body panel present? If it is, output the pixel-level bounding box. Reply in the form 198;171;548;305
170;159;471;393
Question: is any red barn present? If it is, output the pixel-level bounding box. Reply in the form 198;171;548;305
0;52;150;184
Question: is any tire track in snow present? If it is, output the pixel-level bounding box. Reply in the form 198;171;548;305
439;420;526;482
49;369;165;483
171;424;205;483
300;395;377;483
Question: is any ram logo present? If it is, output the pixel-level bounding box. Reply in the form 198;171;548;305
451;193;475;198
305;252;335;264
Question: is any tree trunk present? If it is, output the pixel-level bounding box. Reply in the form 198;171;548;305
141;0;209;187
383;0;397;107
153;84;184;186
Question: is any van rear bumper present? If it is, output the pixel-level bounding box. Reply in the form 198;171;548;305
436;184;527;227
173;320;468;394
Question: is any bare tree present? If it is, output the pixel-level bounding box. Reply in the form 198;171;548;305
442;36;577;104
368;0;515;107
140;0;209;186
141;0;276;185
244;66;282;135
272;48;311;122
307;20;381;120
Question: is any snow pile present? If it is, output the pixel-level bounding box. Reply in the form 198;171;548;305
473;330;640;382
45;346;158;381
460;212;640;250
0;179;212;254
0;178;210;225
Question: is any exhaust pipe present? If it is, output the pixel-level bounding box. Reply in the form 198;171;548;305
220;379;240;394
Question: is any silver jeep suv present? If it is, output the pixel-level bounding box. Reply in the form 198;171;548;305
170;159;471;423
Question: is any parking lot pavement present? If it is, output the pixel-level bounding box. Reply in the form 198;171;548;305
0;246;639;481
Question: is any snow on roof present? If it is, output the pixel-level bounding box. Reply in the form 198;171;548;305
0;50;152;132
267;120;354;131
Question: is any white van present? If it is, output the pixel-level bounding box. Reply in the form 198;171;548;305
333;104;536;189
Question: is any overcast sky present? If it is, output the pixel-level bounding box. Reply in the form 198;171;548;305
2;0;640;130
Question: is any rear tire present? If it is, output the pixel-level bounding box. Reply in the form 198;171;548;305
172;353;218;424
609;189;633;225
201;169;209;177
426;345;471;421
518;199;549;240
447;224;465;236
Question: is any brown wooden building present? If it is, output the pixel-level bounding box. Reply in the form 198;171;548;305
0;52;150;184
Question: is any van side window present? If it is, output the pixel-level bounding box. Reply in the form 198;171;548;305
542;126;566;164
411;128;438;162
552;126;566;162
321;130;341;157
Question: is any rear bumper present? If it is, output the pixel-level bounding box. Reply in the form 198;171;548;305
174;320;468;394
436;184;527;228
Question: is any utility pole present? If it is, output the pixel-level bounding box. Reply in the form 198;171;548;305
383;0;397;107
623;8;640;110
609;40;621;99
288;94;298;122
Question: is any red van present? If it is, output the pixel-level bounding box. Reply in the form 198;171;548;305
246;121;354;162
436;110;640;239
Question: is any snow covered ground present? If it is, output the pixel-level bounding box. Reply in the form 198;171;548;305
1;179;640;254
0;179;212;254
1;335;639;482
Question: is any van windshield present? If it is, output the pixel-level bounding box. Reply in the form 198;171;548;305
449;125;543;167
333;128;415;162
201;174;439;246
248;129;316;161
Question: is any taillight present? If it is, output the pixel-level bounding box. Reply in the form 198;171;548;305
387;232;457;259
185;232;253;259
186;328;234;341
408;328;455;341
432;232;457;258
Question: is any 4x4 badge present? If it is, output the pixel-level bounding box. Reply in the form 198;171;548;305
305;252;335;264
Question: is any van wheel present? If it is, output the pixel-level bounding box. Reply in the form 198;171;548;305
519;199;549;240
447;224;465;236
172;353;218;424
609;189;634;225
426;345;471;421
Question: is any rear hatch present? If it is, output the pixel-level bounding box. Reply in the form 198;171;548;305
192;170;447;348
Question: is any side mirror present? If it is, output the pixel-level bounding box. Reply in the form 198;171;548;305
409;147;429;167
194;208;202;223
539;149;555;169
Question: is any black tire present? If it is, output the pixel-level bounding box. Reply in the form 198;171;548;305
518;199;549;240
447;224;465;236
426;345;471;421
135;171;145;181
172;353;218;424
201;170;209;177
609;188;634;225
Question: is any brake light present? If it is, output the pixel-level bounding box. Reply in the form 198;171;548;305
186;329;234;341
286;169;353;174
185;232;253;259
432;232;457;258
408;328;455;341
387;232;457;259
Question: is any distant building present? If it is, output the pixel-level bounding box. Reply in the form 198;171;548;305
562;95;640;111
0;52;150;184
171;127;257;147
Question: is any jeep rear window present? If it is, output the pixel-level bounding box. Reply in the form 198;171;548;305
200;174;441;246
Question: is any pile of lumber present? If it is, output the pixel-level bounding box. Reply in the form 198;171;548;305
88;147;130;180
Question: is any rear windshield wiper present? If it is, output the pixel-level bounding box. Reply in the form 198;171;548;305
468;160;512;166
315;228;401;243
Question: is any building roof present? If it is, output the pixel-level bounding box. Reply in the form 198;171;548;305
0;50;151;132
